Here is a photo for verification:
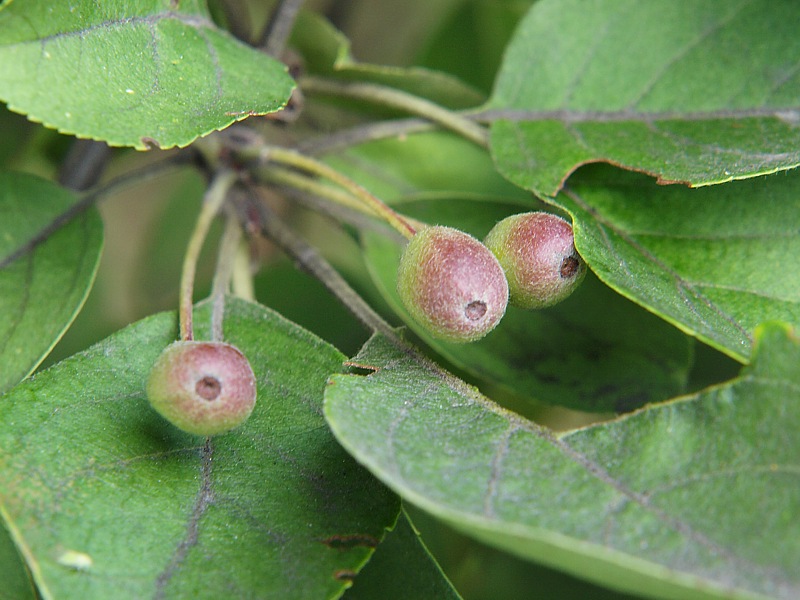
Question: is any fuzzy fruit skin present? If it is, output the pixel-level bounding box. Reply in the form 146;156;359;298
396;225;509;343
146;341;257;436
484;212;586;309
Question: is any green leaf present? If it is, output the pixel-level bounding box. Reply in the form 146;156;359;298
552;166;800;361
0;298;399;599
488;0;800;197
362;196;692;413
324;323;800;600
291;11;485;109
0;171;103;394
345;509;461;600
0;518;36;600
0;1;294;149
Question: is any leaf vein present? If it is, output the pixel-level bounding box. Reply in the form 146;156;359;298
483;425;518;518
154;438;215;599
627;0;754;111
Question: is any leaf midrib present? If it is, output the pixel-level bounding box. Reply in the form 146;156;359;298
479;107;800;123
0;11;214;47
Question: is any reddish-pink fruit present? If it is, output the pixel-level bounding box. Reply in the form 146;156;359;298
396;225;509;342
484;212;586;309
146;341;257;436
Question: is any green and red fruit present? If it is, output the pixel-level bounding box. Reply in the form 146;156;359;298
146;341;257;436
484;212;586;309
396;225;509;343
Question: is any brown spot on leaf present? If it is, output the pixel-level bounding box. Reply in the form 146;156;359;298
225;110;261;117
140;137;161;150
334;570;357;581
322;533;379;550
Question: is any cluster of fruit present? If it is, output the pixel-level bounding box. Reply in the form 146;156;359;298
144;211;583;437
397;211;585;342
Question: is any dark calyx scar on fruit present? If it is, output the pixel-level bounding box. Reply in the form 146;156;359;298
146;340;257;436
484;211;586;309
396;225;509;343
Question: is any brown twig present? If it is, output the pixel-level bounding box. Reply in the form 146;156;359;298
58;139;112;191
259;0;305;56
234;188;402;343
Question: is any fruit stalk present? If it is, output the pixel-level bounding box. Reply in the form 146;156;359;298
300;76;489;148
257;164;426;233
210;210;243;342
180;169;237;341
259;146;417;239
249;193;402;342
